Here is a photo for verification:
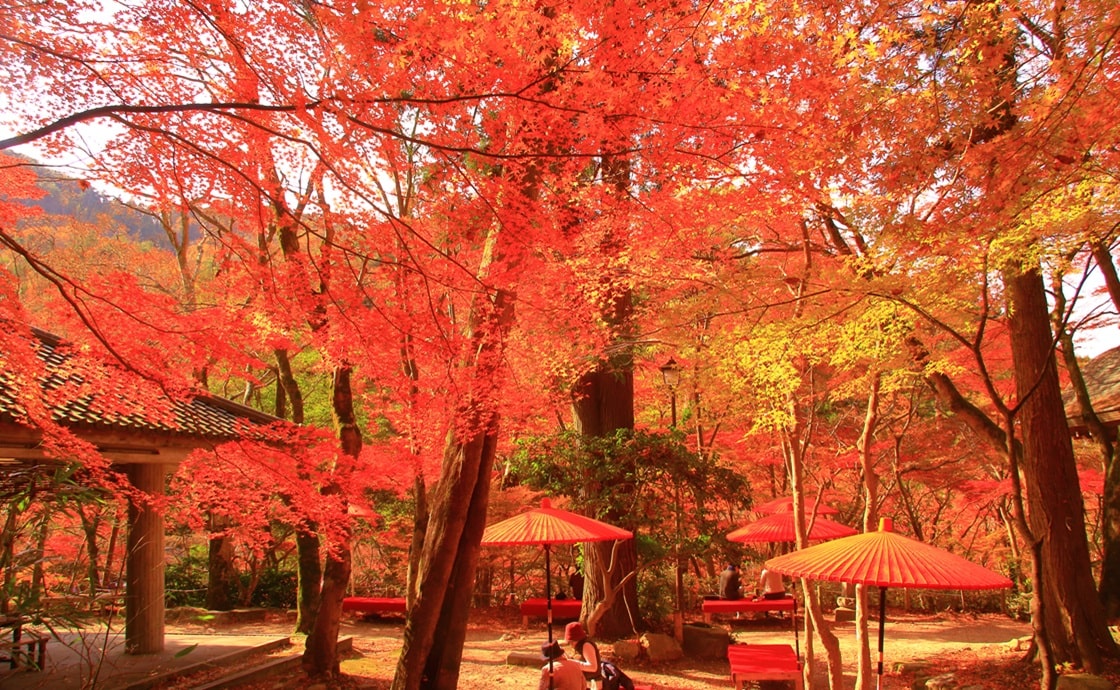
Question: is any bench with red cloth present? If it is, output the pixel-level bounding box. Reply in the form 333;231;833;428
519;597;581;626
701;595;795;623
727;643;803;690
341;596;407;617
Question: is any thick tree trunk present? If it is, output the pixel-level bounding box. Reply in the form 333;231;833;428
1005;264;1115;670
302;365;360;678
573;362;640;638
205;514;238;611
1053;320;1120;618
294;528;322;635
275;347;321;634
302;510;350;677
1081;243;1120;618
407;473;428;609
392;412;499;690
427;428;498;688
80;509;102;596
393;284;514;690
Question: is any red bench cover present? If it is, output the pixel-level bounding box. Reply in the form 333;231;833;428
342;596;407;614
702;596;795;614
519;597;582;619
728;643;802;689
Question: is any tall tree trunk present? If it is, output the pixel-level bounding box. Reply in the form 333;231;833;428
205;513;237;611
103;514;120;589
392;282;516;690
28;511;49;607
854;374;881;690
301;365;360;678
80;508;102;597
573;362;640;638
426;427;499;688
1084;241;1120;617
294;528;322;635
274;347;321;634
1005;263;1115;671
784;419;844;690
0;502;17;616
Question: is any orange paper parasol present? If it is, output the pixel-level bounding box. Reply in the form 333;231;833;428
481;498;632;546
482;498;632;688
765;517;1011;689
727;512;857;544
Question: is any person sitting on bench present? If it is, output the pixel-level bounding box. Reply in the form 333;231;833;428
719;563;742;600
757;567;786;600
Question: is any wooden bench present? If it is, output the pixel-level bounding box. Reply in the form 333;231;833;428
1;630;48;670
701;595;795;623
341;596;407;617
519;598;581;626
727;643;802;690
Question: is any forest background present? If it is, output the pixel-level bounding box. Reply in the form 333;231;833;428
0;1;1118;689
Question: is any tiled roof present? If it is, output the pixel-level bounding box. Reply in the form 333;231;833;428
0;326;281;441
1065;346;1120;432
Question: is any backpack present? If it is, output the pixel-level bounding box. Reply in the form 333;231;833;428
600;660;635;690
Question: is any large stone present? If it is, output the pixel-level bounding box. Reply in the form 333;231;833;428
506;650;542;667
641;632;683;662
834;607;856;623
925;673;958;689
614;639;642;661
1009;636;1033;652
1056;674;1116;690
682;623;730;659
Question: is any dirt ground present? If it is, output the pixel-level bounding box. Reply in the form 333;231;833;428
159;606;1120;690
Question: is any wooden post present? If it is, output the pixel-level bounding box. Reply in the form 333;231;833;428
125;463;166;654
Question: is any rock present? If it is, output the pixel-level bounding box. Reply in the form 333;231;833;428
925;673;958;689
834;607;856;623
506;650;542;667
894;661;931;674
682;623;730;659
613;639;642;661
1009;636;1033;652
641;632;683;662
1056;673;1116;690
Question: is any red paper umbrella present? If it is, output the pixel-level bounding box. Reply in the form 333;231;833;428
765;518;1011;689
482;498;632;688
754;496;840;515
727;512;857;544
481;498;632;546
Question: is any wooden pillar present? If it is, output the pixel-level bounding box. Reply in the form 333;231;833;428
125;463;166;654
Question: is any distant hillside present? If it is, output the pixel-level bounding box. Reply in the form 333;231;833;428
16;158;169;247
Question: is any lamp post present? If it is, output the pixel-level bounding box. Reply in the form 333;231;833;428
659;357;684;642
660;358;680;427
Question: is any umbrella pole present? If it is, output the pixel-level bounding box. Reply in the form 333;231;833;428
793;596;800;661
877;586;886;690
546;544;554;690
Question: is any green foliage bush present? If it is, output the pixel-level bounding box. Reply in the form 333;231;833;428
249;568;298;609
165;552;207;608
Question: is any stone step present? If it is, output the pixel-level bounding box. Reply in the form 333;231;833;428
146;636;353;690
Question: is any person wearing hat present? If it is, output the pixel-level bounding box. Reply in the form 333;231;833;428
538;639;587;690
718;563;742;600
563;622;602;688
